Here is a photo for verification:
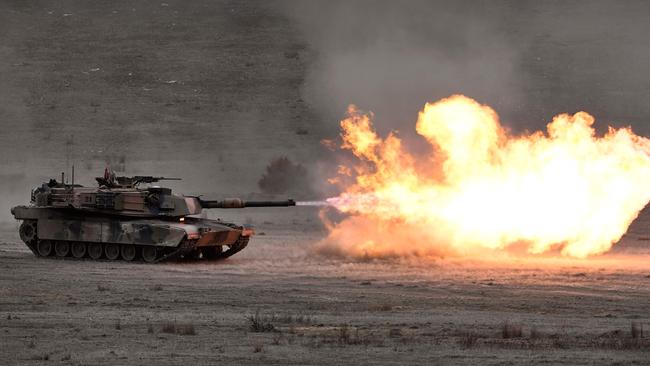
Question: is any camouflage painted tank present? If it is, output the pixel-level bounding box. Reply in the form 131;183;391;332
10;172;295;263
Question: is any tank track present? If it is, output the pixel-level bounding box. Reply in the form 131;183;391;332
18;220;250;263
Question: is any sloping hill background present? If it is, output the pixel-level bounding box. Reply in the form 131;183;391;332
2;0;650;223
0;0;329;219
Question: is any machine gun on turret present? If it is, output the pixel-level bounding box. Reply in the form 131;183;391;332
96;175;181;188
132;176;181;186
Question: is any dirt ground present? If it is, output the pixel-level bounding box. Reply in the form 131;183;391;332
2;1;650;364
1;207;650;365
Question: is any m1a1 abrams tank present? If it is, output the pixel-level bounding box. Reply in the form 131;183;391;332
10;172;295;263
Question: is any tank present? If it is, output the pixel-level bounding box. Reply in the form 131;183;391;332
10;172;295;263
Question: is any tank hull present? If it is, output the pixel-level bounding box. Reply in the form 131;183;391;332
11;206;251;262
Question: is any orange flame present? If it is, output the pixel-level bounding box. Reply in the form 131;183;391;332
320;95;650;259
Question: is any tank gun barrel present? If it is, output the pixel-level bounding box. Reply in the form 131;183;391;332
199;198;296;209
244;200;296;207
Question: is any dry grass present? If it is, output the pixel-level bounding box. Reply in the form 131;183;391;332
530;326;542;339
388;328;403;338
338;326;352;345
149;284;163;291
368;303;393;312
272;334;283;345
247;311;279;332
96;284;109;292
147;324;154;334
29;353;49;361
246;310;314;333
631;322;644;339
115;320;121;330
471;323;650;351
594;330;643;350
177;324;196;335
501;322;523;339
536;332;568;349
161;323;176;334
299;324;384;348
335;325;382;346
275;313;314;324
458;331;479;348
253;343;263;353
161;322;196;335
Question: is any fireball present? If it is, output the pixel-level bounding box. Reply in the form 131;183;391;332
320;95;650;259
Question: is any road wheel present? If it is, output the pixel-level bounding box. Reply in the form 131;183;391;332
203;245;223;260
184;250;201;260
54;241;70;257
71;242;86;258
37;240;53;256
120;245;137;261
141;246;158;263
88;243;103;260
105;243;120;260
19;220;37;245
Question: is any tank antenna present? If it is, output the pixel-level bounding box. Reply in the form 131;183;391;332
61;172;65;184
71;165;75;190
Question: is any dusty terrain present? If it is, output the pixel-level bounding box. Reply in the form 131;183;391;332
1;207;650;365
2;1;650;365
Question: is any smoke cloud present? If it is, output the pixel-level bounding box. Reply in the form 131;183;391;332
281;0;650;136
282;1;520;140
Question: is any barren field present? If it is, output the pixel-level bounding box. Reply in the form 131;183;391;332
3;1;650;365
1;207;650;365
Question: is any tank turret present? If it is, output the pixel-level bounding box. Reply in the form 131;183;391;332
10;172;296;263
